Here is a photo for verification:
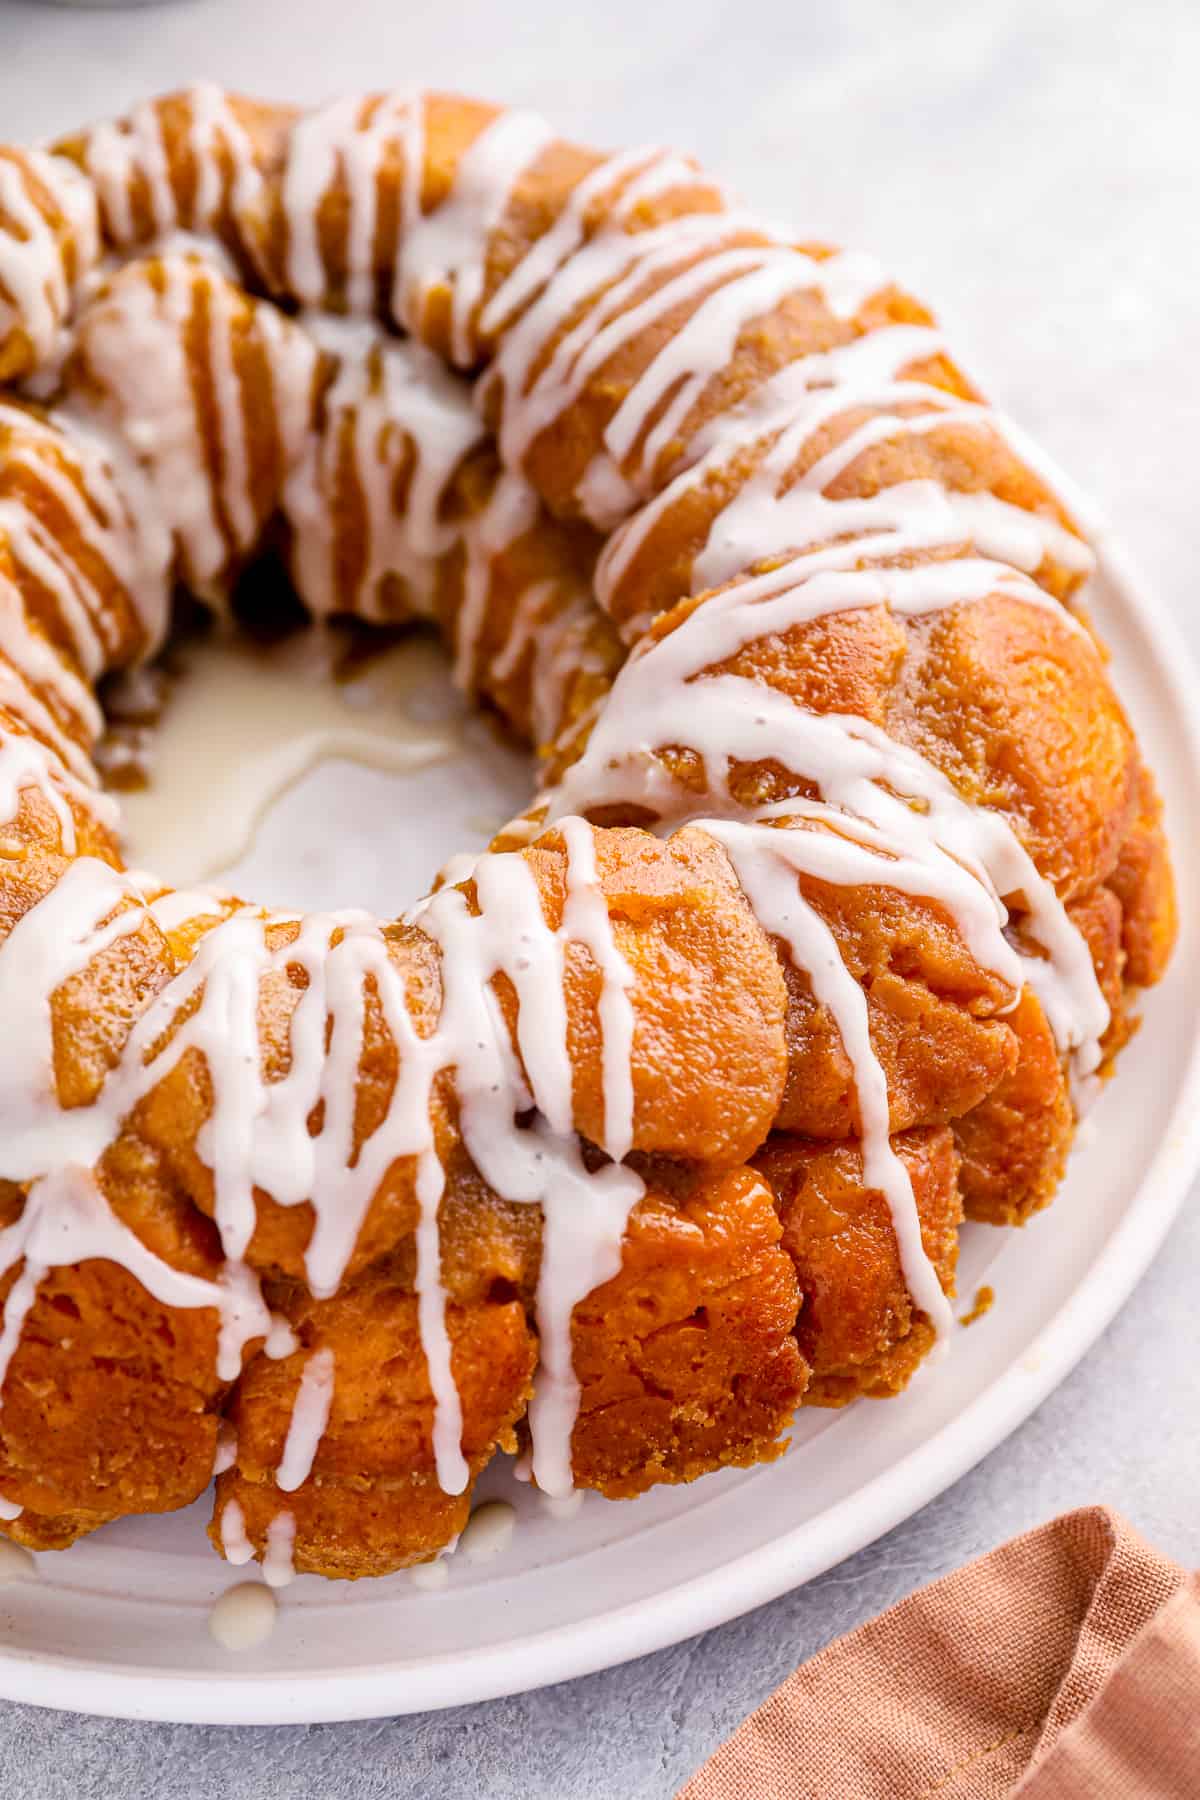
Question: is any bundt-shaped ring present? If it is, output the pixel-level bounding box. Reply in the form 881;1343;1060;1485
0;86;1175;1583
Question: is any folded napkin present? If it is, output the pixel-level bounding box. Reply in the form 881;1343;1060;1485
678;1507;1199;1798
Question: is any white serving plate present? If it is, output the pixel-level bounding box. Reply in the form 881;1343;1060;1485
0;545;1196;1724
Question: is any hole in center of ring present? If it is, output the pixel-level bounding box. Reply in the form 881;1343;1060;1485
97;583;532;913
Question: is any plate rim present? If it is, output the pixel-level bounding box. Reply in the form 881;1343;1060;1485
1;539;1198;1725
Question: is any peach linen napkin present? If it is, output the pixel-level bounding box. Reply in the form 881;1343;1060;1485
678;1507;1200;1799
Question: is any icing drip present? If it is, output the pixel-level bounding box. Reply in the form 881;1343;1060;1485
483;214;888;530
526;591;601;749
705;819;953;1332
0;1494;21;1521
591;248;883;505
0;399;172;657
407;825;643;1496
556;815;636;1160
262;1510;297;1588
218;1497;255;1566
0;1164;273;1399
540;1486;583;1521
0;651;104;806
275;1347;335;1492
281;313;572;713
0;568;104;752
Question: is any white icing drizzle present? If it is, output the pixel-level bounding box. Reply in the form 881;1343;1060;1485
451;468;540;689
205;274;255;549
478;144;680;339
590;247;873;509
0;393;168;664
262;1509;297;1588
0;1163;271;1400
690;401;1086;596
143;882;227;935
0;1494;22;1521
90;100;171;241
707;818;952;1330
489;576;557;688
0;400;173;656
0;499;104;683
406;825;643;1495
69;253;317;598
528;596;608;750
183;83;265;240
73;258;227;588
0;861;284;1382
80;86;263;255
275;1347;335;1492
217;1496;255;1565
557;815;636;1159
540;1486;583;1521
281;94;391;306
595;325;1092;624
0;562;104;746
0;653;100;795
78;120;135;246
283;313;575;711
0;150;98;372
285;314;485;620
482;203;886;530
555;551;1109;1073
395;109;553;366
488;215;777;496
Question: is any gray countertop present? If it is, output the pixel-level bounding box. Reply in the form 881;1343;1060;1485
1;0;1197;1793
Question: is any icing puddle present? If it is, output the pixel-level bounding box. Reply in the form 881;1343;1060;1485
208;1582;279;1652
408;1498;519;1591
107;626;468;887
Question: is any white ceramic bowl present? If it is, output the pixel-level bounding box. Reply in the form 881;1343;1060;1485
0;543;1196;1723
